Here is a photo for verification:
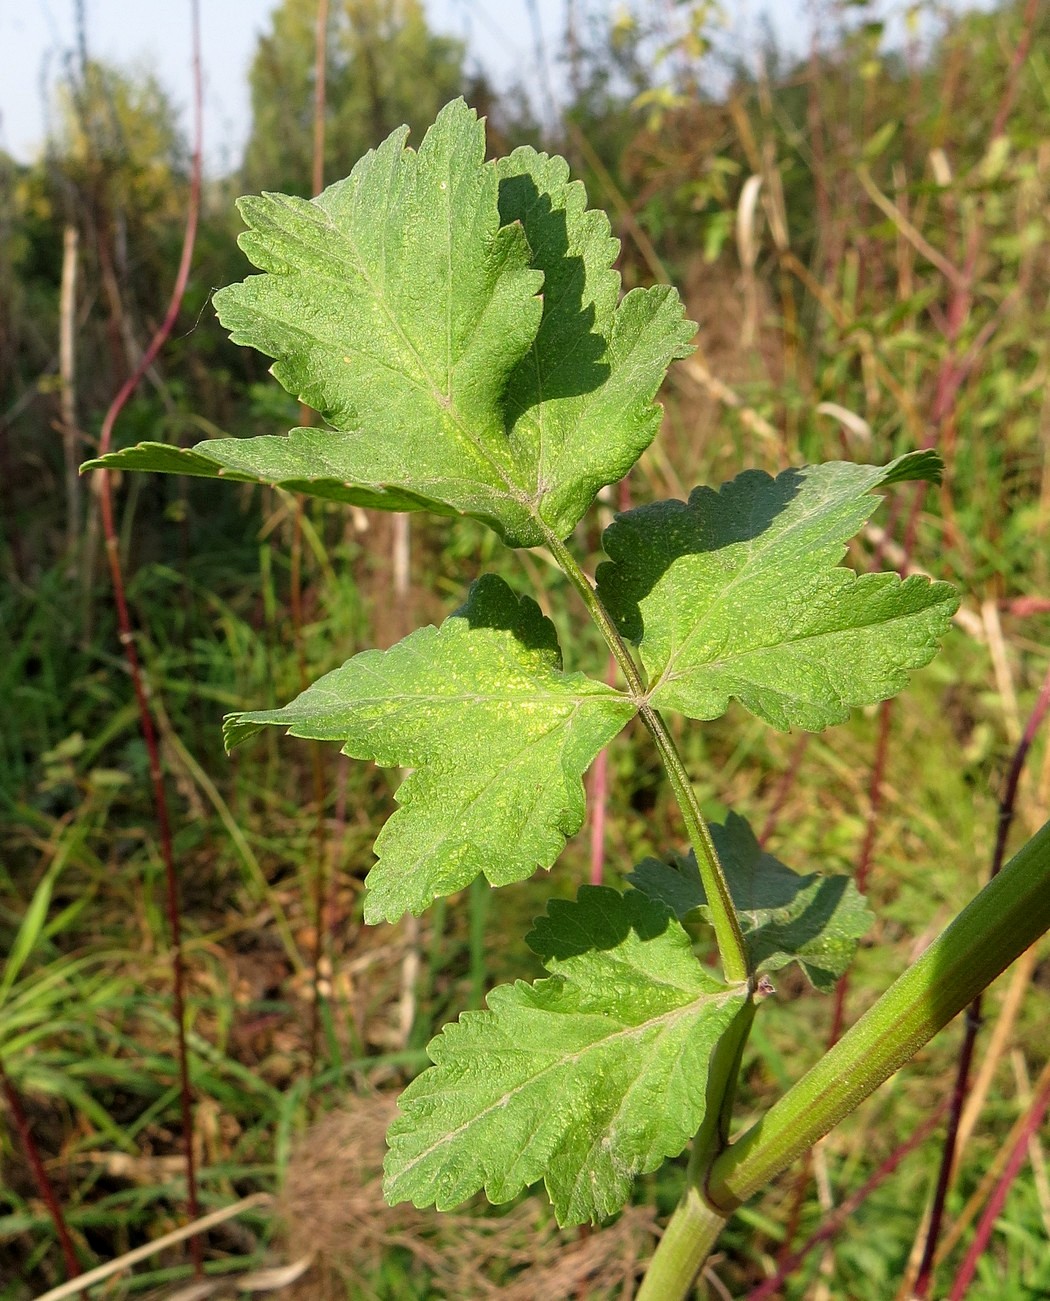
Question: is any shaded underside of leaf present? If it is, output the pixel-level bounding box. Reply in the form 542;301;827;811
79;436;458;515
385;886;748;1224
224;576;635;922
628;812;873;991
596;453;959;731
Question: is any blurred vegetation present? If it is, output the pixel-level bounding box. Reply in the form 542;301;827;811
243;0;467;195
1;0;1049;1296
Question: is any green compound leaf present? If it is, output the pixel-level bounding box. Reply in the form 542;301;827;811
83;105;693;548
596;453;959;731
224;576;635;922
629;813;873;991
384;885;748;1224
495;147;695;538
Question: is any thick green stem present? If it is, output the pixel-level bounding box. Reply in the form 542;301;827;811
633;819;1050;1298
708;817;1050;1207
636;1180;727;1301
543;528;749;983
637;1000;756;1300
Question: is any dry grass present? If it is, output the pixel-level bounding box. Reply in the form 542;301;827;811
279;1095;656;1300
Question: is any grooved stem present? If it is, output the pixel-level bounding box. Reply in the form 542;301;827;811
708;818;1050;1209
633;819;1050;1300
636;1181;727;1301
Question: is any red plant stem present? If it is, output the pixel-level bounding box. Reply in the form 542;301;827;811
989;0;1040;143
588;655;619;887
1006;596;1050;618
805;20;832;282
758;732;810;847
304;0;331;1077
912;1009;980;1295
0;1057;80;1280
827;696;894;1045
588;479;634;887
885;0;1037;558
851;697;895;907
773;698;894;1267
771;1148;812;1276
292;511;331;1073
914;661;1050;1295
746;1101;949;1301
94;0;203;1271
588;718;610;887
948;1068;1050;1300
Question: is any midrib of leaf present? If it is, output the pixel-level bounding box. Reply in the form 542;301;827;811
649;491;880;692
238;691;619;746
395;986;740;1182
319;652;625;709
305;184;536;512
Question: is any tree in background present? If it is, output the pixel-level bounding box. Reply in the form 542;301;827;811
243;0;466;195
46;60;191;395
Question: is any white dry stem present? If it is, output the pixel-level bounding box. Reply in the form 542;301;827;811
31;1195;278;1301
981;598;1022;744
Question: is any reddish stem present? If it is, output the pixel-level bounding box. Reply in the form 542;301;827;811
827;696;894;1045
988;0;1040;143
774;697;894;1266
886;0;1036;555
588;718;611;887
588;479;634;886
306;0;332;1073
914;662;1050;1295
746;1101;949;1301
94;0;203;1271
312;0;329;198
0;1057;80;1281
1005;596;1050;619
588;651;622;887
947;1069;1050;1300
758;733;811;848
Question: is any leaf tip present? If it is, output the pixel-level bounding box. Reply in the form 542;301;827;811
222;714;261;753
881;449;945;486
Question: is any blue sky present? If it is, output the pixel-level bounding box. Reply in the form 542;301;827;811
0;1;982;172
